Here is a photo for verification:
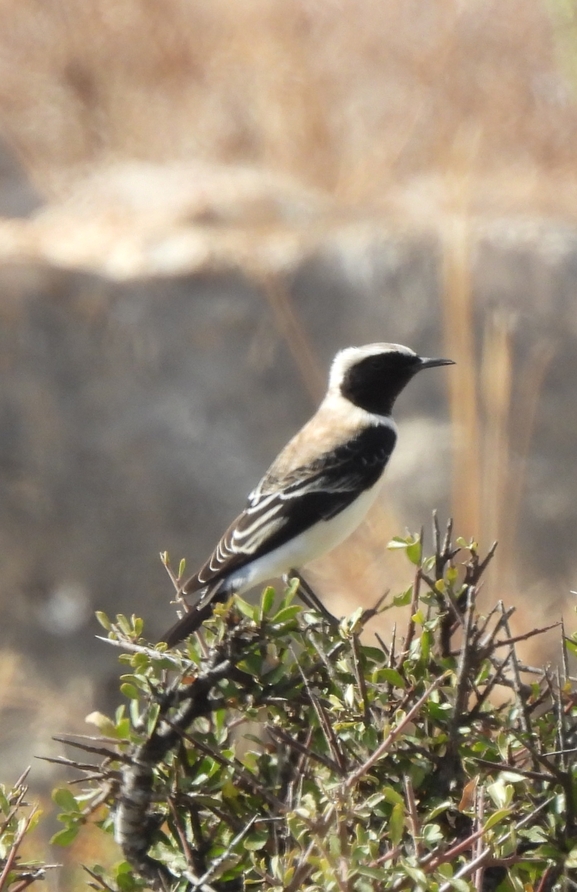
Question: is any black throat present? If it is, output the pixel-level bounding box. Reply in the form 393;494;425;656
340;352;421;415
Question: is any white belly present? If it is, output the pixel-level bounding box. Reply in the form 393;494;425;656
228;481;384;594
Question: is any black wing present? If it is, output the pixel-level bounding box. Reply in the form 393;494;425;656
182;424;396;594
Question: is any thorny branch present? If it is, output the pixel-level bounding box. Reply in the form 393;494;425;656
51;516;577;891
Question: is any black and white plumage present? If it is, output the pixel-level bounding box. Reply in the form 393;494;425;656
162;343;454;646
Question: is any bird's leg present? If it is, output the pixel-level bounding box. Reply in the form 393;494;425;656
285;569;339;626
173;590;191;614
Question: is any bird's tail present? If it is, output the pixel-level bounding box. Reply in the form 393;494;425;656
160;581;228;648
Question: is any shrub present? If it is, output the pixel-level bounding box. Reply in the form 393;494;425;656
49;520;577;891
0;769;53;891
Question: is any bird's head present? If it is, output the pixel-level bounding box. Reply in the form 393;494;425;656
329;343;454;416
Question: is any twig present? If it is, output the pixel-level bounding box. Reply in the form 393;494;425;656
447;586;476;754
0;805;40;891
171;725;285;811
400;568;421;660
283;839;316;892
95;636;181;662
473;758;556;783
345;673;448;789
166;797;198;877
37;754;123;774
360;588;390;624
351;633;370;724
52;735;133;762
437;796;555;892
404;776;421;860
267;724;343;774
293;647;348;775
490;621;562;649
474;785;485;892
185;817;259;890
83;865;116;891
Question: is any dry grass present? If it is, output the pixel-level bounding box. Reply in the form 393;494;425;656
0;0;575;209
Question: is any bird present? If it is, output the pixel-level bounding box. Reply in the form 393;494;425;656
161;343;454;646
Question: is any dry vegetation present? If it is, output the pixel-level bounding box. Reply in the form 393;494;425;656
0;0;575;211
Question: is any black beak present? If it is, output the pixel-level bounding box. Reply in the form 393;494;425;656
418;356;455;370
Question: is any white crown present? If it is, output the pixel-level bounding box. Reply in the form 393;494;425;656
328;343;417;391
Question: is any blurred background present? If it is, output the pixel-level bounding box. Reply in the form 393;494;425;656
1;0;577;876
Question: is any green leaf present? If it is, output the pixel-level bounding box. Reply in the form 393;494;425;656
234;596;258;620
281;576;300;603
427;700;452;721
356;866;389;880
120;683;139;700
85;711;118;737
26;808;43;833
50;825;80;847
389;802;405;845
387;534;421;565
117;716;132;739
262;662;288;684
565;846;577;868
271;605;301;625
393;587;413;607
95;611;112;631
487;778;514;809
406;538;422;566
52;787;78;812
244;829;269;851
446;565;458;584
237;652;263;676
340;606;364;635
387;535;411;550
450;880;472;892
382;787;405;806
115;614;133;635
260;586;276;617
399;861;427;884
483;807;512;831
566;638;577;658
519;828;547;847
380;668;405;689
0;787;10;813
361;646;386;663
422;822;443;845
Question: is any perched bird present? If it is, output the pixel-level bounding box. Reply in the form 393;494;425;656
162;343;454;646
